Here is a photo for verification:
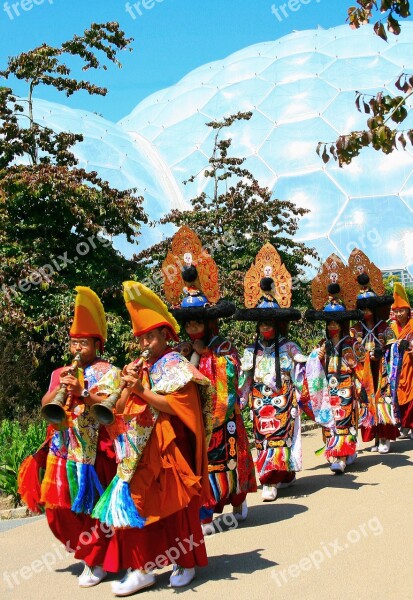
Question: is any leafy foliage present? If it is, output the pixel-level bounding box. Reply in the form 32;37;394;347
0;419;47;506
323;2;413;165
347;1;411;40
0;24;148;418
317;74;413;166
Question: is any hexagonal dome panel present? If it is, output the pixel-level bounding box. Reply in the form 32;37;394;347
330;196;413;270
119;23;413;277
27;99;186;256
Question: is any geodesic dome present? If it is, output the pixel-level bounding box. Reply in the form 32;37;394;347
119;23;413;279
26;99;187;255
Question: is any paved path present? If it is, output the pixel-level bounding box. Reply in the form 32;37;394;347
1;430;412;600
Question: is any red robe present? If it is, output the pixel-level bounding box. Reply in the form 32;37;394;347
75;381;209;572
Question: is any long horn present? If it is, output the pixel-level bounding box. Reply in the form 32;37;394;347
91;349;151;425
41;353;82;424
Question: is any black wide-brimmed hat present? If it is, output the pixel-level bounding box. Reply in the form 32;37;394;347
305;282;363;323
354;273;393;310
235;305;301;323
172;297;236;322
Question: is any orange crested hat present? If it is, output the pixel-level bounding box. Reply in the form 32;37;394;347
123;281;180;342
392;282;411;310
69;286;107;352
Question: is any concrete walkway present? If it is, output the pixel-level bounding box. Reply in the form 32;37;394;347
1;430;412;600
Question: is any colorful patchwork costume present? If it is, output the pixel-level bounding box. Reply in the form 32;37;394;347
18;287;120;555
163;226;256;524
347;249;399;452
305;254;364;473
236;244;306;501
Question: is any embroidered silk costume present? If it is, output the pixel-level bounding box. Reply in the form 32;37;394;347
305;254;364;472
348;249;400;447
18;287;120;554
163;226;256;521
77;281;210;582
235;243;305;497
389;283;413;430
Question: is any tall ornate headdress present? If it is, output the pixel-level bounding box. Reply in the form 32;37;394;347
69;286;107;352
162;226;235;321
392;282;411;310
123;280;180;341
305;254;362;322
235;243;301;322
348;248;393;311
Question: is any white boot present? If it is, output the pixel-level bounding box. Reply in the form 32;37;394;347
262;485;277;501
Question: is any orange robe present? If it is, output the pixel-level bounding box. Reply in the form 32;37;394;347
128;381;210;523
75;380;210;572
391;319;413;413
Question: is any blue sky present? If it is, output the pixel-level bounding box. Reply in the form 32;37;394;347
1;0;348;121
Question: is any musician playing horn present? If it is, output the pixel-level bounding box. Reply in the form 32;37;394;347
18;286;121;588
77;281;212;596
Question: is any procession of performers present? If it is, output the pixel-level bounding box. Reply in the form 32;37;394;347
18;229;413;596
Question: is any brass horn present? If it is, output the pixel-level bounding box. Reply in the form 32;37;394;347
91;349;151;425
41;353;82;424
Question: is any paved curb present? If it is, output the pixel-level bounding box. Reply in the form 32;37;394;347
301;421;319;433
0;505;34;520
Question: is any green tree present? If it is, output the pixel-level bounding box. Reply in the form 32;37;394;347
0;23;147;418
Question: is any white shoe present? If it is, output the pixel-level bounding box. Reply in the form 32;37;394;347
169;566;195;588
262;485;277;501
398;428;410;439
378;440;391;454
330;458;346;473
276;475;296;489
370;445;379;452
233;499;248;522
111;569;155;596
346;453;357;466
201;521;215;536
78;564;107;588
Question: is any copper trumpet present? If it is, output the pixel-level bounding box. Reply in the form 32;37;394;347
41;353;82;424
91;349;151;425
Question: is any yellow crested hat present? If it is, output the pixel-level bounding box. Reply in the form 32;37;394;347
123;281;180;342
392;282;411;310
69;286;107;351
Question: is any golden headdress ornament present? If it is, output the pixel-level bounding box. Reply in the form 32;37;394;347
162;226;220;305
348;248;393;310
306;254;362;322
162;226;235;321
235;243;301;322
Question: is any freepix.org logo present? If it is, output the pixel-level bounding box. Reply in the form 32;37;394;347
125;0;165;20
271;0;322;23
3;0;54;21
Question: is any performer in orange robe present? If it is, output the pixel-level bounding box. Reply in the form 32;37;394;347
76;281;210;596
390;283;413;434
